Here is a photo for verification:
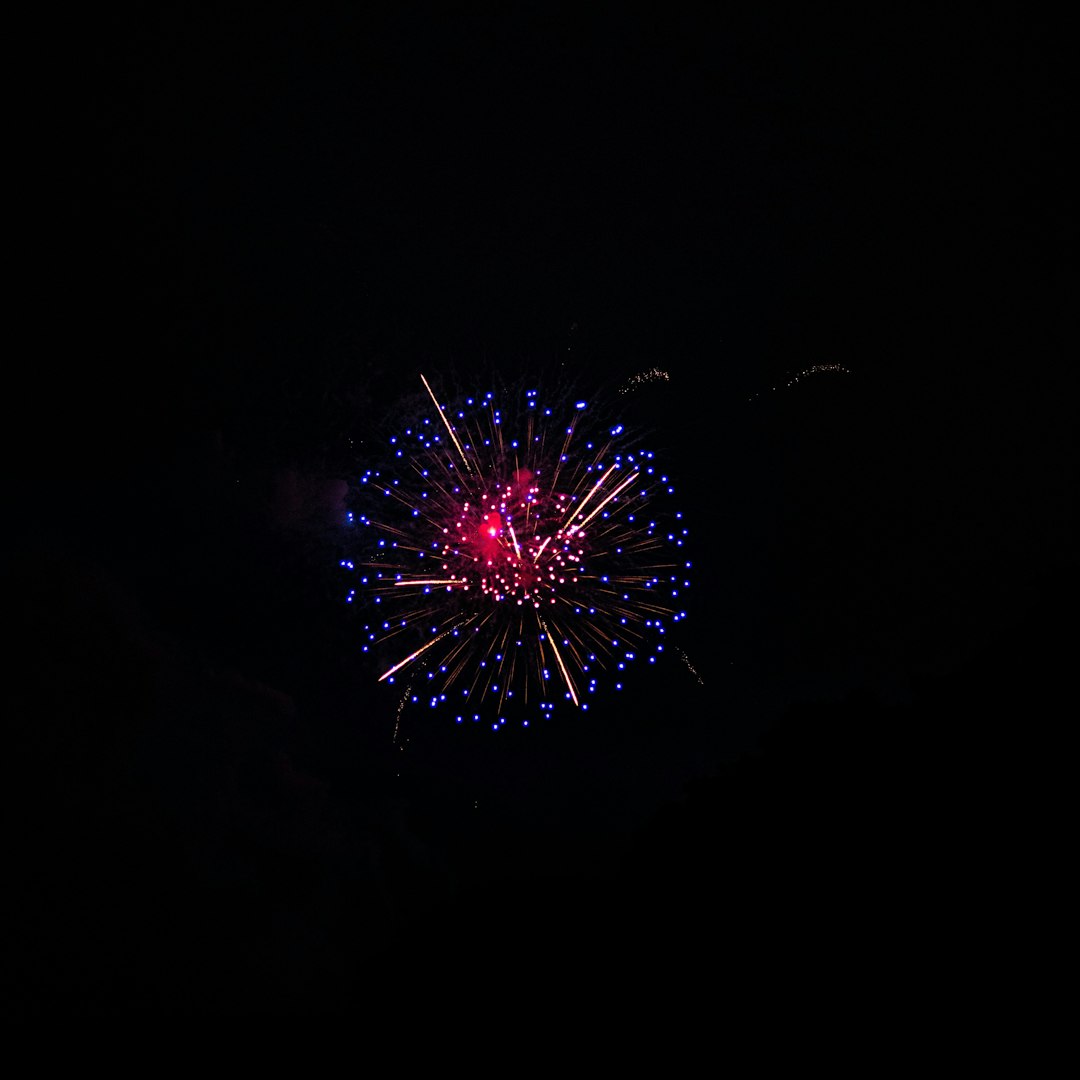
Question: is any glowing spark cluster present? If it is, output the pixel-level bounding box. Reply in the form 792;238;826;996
343;376;691;730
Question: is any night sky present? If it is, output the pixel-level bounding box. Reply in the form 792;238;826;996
13;8;1074;1018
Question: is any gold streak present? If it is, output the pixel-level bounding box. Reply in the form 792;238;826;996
565;464;617;526
378;634;446;681
540;617;579;707
420;372;472;473
568;471;639;536
379;614;480;682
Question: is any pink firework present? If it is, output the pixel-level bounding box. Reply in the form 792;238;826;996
343;375;691;729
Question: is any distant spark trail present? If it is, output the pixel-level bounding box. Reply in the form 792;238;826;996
619;367;670;394
782;363;850;388
679;648;704;685
749;363;851;402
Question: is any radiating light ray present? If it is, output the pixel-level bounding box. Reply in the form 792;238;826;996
421;372;472;473
507;520;522;561
567;470;639;537
393;578;465;588
378;625;461;681
539;617;579;707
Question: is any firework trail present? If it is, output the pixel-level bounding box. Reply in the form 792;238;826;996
342;375;691;730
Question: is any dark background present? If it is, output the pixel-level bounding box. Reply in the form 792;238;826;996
12;7;1073;1017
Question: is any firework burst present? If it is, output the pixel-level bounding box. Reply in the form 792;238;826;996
342;374;691;730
